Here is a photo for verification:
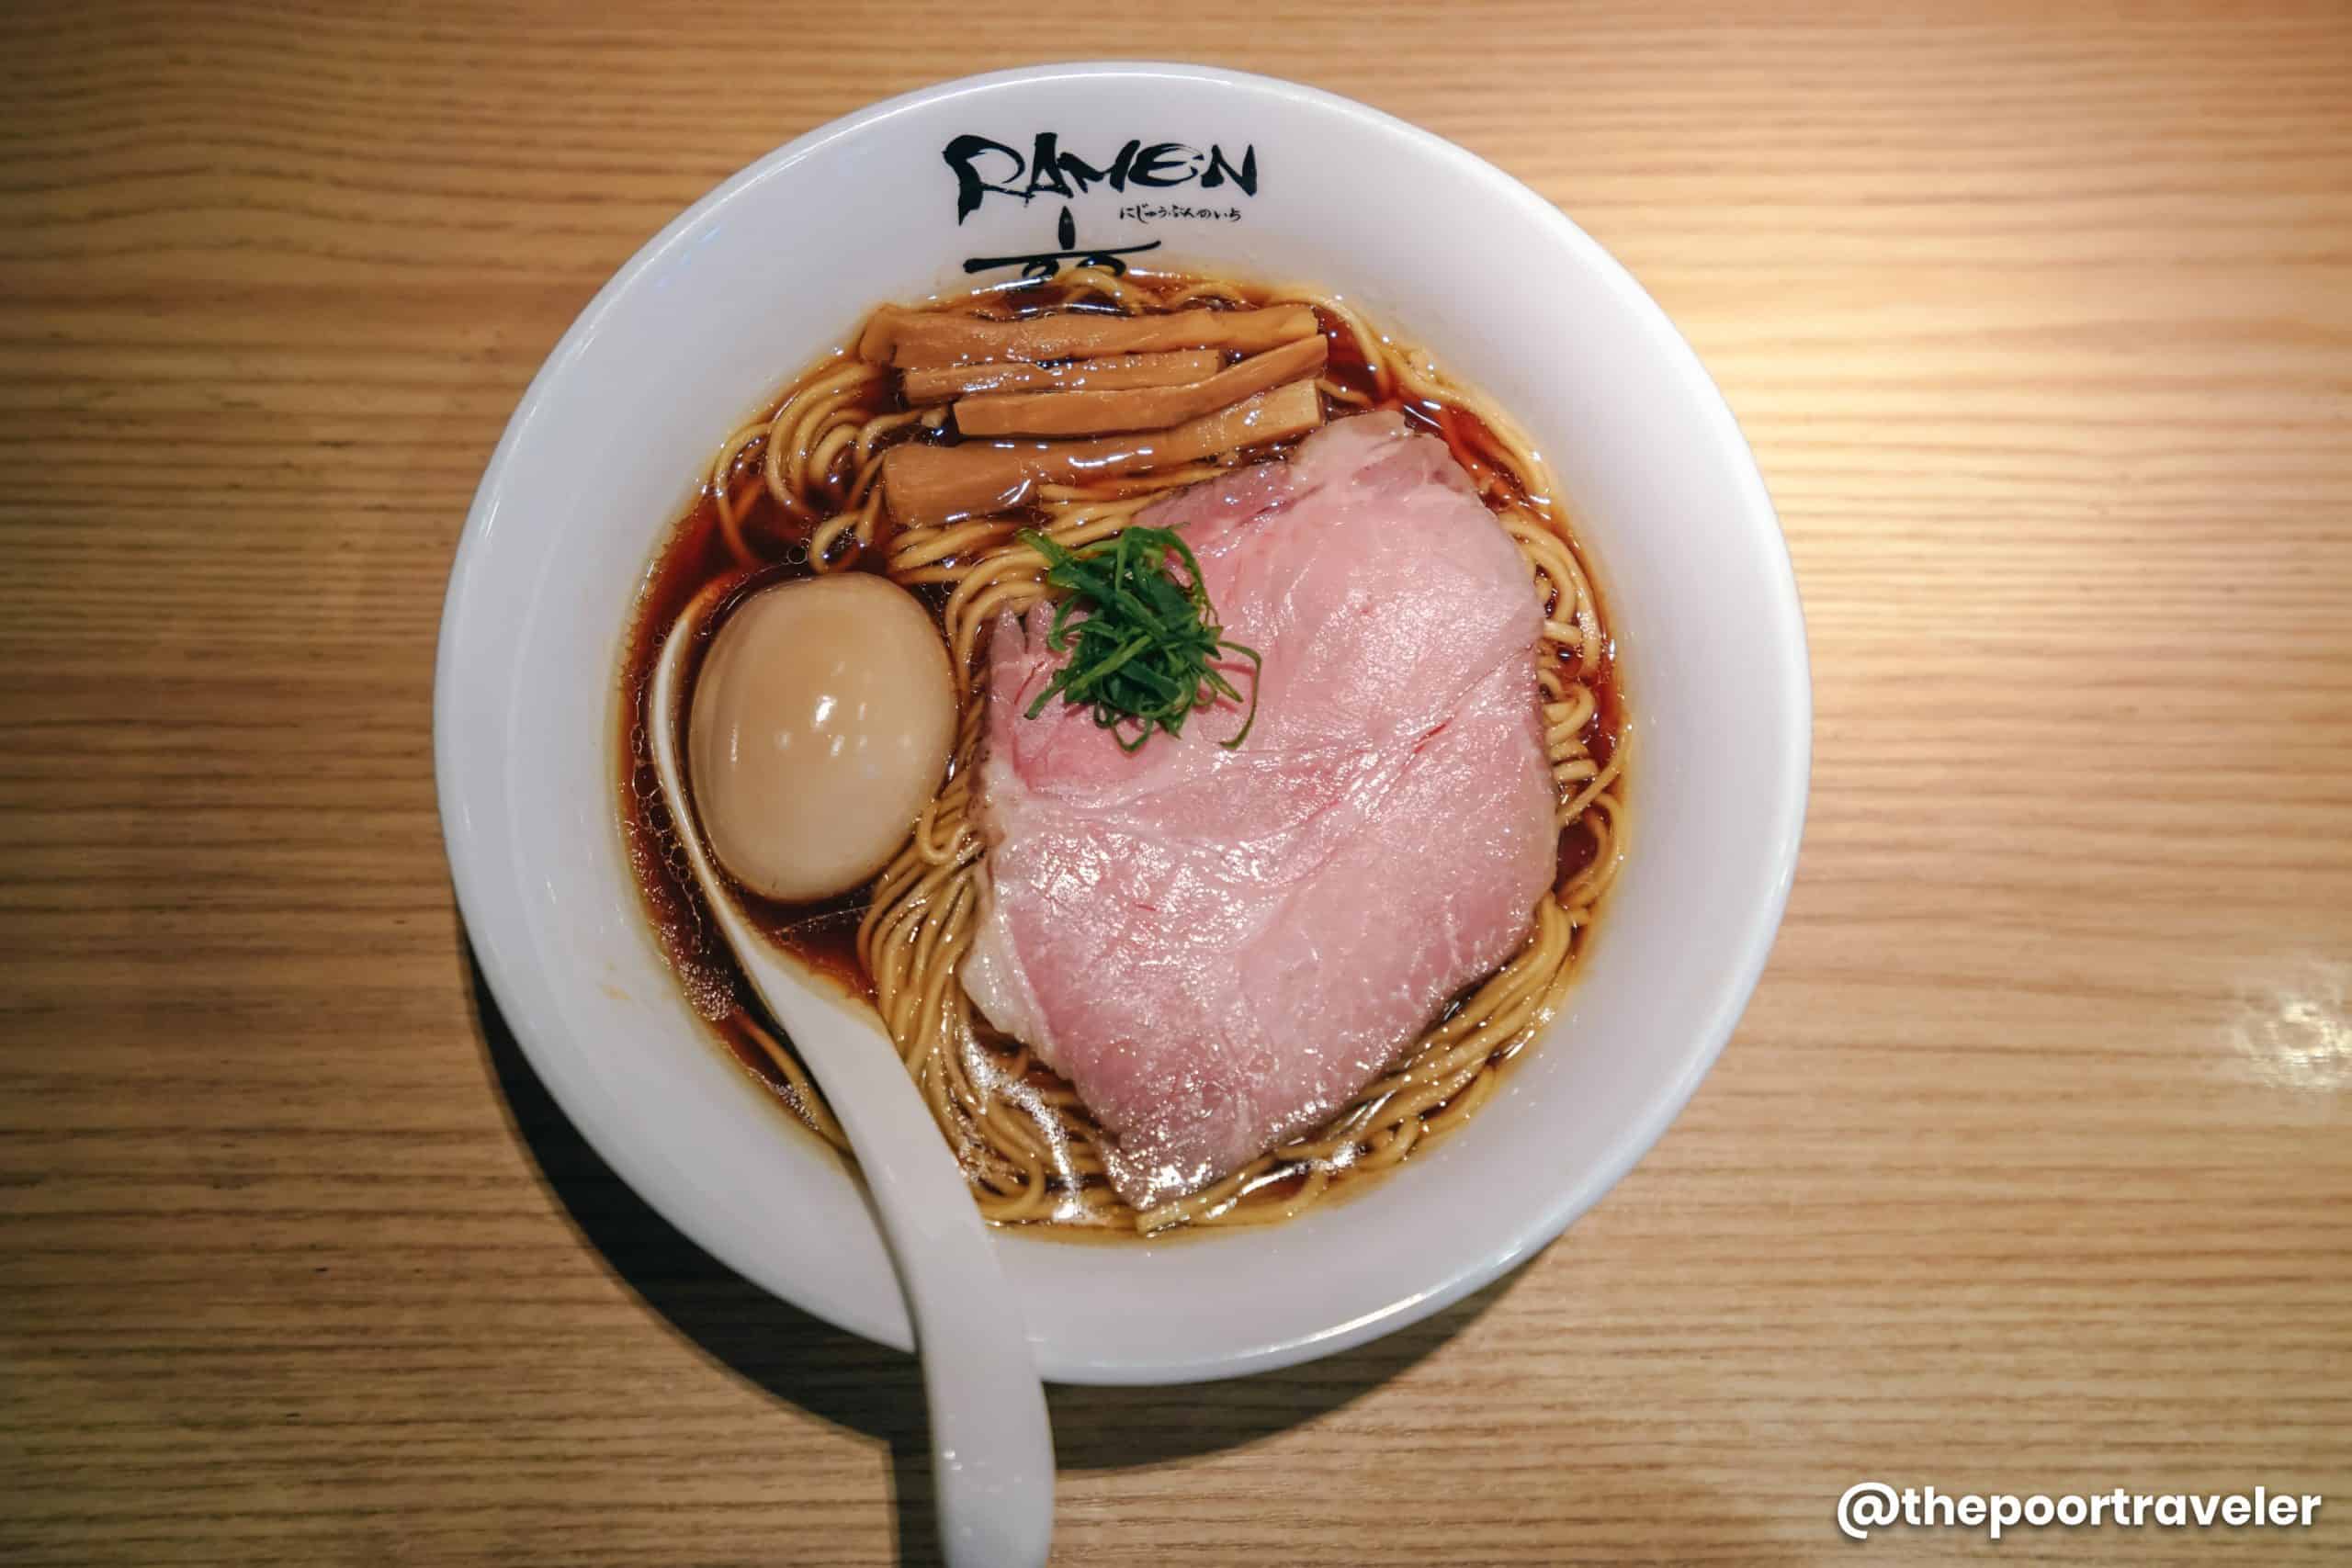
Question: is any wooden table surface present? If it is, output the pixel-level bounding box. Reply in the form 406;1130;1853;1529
6;3;2348;1563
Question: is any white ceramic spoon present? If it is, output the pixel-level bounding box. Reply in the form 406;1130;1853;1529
649;586;1054;1568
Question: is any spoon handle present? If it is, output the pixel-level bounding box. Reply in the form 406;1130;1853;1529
765;983;1057;1568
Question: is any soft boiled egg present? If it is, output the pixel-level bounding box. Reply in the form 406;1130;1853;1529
687;573;956;903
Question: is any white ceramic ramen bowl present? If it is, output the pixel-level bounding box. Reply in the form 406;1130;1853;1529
435;62;1808;1385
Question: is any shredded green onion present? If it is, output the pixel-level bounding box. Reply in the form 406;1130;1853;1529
1015;525;1262;753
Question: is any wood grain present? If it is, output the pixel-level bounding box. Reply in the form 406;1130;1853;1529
4;2;2348;1562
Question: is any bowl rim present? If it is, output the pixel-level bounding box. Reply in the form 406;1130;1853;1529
435;60;1810;1383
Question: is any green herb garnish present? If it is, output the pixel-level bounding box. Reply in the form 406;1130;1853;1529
1015;525;1262;753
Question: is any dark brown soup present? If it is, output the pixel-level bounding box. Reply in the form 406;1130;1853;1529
617;269;1624;1222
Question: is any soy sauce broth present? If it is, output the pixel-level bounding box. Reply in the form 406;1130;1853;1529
616;270;1624;1180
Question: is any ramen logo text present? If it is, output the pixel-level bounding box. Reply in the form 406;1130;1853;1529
944;133;1260;223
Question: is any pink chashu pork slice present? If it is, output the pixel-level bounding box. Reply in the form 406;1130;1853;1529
958;411;1557;1210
